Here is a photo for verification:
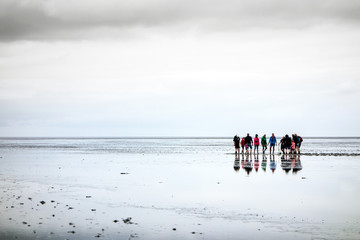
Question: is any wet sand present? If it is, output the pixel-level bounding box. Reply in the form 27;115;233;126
1;150;360;239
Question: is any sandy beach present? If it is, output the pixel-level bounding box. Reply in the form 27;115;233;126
1;138;360;239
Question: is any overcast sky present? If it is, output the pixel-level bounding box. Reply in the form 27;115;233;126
0;0;359;137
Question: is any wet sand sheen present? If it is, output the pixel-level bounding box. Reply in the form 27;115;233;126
1;138;360;239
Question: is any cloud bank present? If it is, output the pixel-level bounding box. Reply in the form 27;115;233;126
1;0;360;41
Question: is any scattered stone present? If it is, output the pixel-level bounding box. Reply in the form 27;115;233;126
52;214;55;217
67;231;75;234
51;200;55;203
69;222;74;226
22;221;27;225
40;201;46;205
120;173;129;175
122;217;133;224
172;228;176;231
113;220;119;223
91;209;96;211
86;196;92;198
95;233;102;238
68;207;74;210
20;203;24;205
191;232;196;234
302;177;306;179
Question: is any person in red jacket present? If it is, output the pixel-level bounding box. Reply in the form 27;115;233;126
254;134;260;154
241;137;246;153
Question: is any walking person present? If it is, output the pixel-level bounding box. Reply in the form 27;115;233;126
284;134;292;155
297;135;303;154
254;134;260;154
244;133;253;154
293;134;300;154
233;134;240;154
241;137;246;153
279;136;285;154
261;134;267;154
268;133;277;154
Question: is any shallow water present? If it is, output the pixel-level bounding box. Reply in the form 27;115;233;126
0;138;360;239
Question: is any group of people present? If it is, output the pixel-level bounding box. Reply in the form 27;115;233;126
233;133;303;154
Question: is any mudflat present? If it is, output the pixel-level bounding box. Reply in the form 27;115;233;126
0;138;360;239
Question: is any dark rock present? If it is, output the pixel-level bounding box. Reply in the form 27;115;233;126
122;217;133;224
40;201;46;205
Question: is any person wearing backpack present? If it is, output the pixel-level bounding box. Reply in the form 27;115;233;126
293;134;300;154
268;133;277;154
261;134;267;154
284;134;292;154
297;135;303;154
233;134;241;154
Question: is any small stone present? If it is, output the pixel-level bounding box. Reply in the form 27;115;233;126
172;228;176;231
40;201;46;205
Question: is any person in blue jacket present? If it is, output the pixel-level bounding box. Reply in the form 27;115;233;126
268;133;277;154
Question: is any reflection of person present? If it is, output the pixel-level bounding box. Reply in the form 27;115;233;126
234;154;240;172
293;155;302;173
268;133;277;154
281;154;291;173
233;134;240;154
261;134;267;154
245;133;253;154
270;154;276;172
261;154;267;172
254;153;259;172
244;154;253;175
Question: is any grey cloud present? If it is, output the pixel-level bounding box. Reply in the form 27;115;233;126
1;0;360;41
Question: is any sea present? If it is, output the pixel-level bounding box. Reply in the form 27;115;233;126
0;137;359;155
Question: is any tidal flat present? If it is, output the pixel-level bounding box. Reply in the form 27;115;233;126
0;138;360;239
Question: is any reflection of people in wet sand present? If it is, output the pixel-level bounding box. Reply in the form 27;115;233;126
270;154;276;172
241;153;245;169
233;154;240;172
281;154;291;173
254;153;259;172
261;154;267;172
244;153;253;175
293;155;302;173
